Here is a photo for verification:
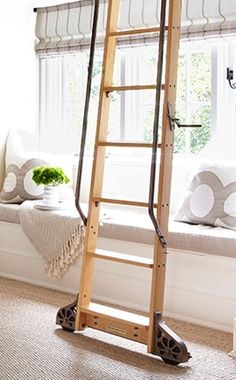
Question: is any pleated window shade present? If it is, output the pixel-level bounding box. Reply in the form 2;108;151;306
35;0;236;56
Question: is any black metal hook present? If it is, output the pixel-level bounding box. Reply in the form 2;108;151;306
168;103;201;130
227;67;236;90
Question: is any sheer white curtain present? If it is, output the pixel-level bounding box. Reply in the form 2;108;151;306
39;54;88;154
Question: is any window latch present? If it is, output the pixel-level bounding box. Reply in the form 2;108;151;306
168;103;202;131
226;67;236;90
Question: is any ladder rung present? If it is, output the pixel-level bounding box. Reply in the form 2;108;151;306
81;302;149;327
98;141;161;148
104;84;165;92
109;26;168;38
93;197;158;208
91;249;153;268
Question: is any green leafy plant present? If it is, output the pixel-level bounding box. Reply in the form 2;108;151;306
32;166;70;187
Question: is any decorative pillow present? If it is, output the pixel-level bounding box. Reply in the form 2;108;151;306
173;160;236;231
0;131;73;204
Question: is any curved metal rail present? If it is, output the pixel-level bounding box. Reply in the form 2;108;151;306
75;0;100;225
148;0;168;248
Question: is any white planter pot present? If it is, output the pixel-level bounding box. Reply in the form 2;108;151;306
43;185;59;206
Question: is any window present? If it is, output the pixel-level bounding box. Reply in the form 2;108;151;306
39;38;236;158
175;41;212;155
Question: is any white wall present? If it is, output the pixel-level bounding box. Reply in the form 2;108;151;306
0;1;38;186
0;0;86;188
0;1;37;133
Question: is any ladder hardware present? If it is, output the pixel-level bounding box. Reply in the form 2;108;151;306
75;0;100;226
153;312;191;365
147;0;168;249
56;299;77;332
168;102;202;130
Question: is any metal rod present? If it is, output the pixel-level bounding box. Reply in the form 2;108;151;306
75;0;100;225
168;102;202;130
178;124;202;128
148;0;167;248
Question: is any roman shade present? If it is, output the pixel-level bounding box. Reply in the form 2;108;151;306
35;0;236;56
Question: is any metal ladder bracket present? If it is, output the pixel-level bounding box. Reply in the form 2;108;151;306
153;312;191;365
56;299;78;332
168;102;202;130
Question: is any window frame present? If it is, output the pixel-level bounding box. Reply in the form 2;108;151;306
38;38;236;159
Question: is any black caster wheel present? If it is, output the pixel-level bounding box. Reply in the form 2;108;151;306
56;300;77;332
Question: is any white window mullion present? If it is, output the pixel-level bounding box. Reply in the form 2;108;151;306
124;51;141;142
232;40;236;154
210;44;218;135
120;53;126;141
185;45;191;155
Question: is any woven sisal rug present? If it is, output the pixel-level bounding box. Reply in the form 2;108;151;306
0;277;234;380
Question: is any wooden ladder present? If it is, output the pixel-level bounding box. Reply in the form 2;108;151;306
57;0;191;365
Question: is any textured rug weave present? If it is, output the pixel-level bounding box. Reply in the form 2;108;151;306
0;277;235;380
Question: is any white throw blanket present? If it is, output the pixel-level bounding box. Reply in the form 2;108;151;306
19;200;85;279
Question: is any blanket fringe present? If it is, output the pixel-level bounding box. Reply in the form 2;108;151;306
44;224;85;279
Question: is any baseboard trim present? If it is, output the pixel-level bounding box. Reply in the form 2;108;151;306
164;311;233;333
1;271;232;334
92;294;232;332
0;271;77;295
1;227;236;333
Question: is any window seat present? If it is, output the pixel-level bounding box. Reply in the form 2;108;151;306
0;203;20;224
1;202;236;259
1;136;236;332
1;200;236;331
100;206;236;258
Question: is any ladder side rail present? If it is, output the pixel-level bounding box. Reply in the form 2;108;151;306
75;0;121;331
148;0;182;353
75;0;100;225
148;0;168;248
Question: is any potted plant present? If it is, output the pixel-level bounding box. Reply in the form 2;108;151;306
32;166;70;206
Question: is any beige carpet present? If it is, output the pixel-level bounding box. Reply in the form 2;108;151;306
0;277;235;380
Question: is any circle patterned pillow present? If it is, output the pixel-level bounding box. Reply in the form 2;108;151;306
0;158;48;204
174;163;236;231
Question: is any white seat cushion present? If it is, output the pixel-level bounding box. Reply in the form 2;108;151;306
0;203;20;224
99;206;236;258
1;202;235;259
168;221;236;258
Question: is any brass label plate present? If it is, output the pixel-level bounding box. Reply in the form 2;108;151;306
107;325;127;336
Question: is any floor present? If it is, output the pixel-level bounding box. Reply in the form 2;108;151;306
0;277;235;380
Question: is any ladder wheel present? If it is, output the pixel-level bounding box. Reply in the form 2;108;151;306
153;313;191;365
61;326;75;333
161;357;181;366
56;299;77;332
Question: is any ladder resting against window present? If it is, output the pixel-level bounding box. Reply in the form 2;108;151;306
56;0;192;366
